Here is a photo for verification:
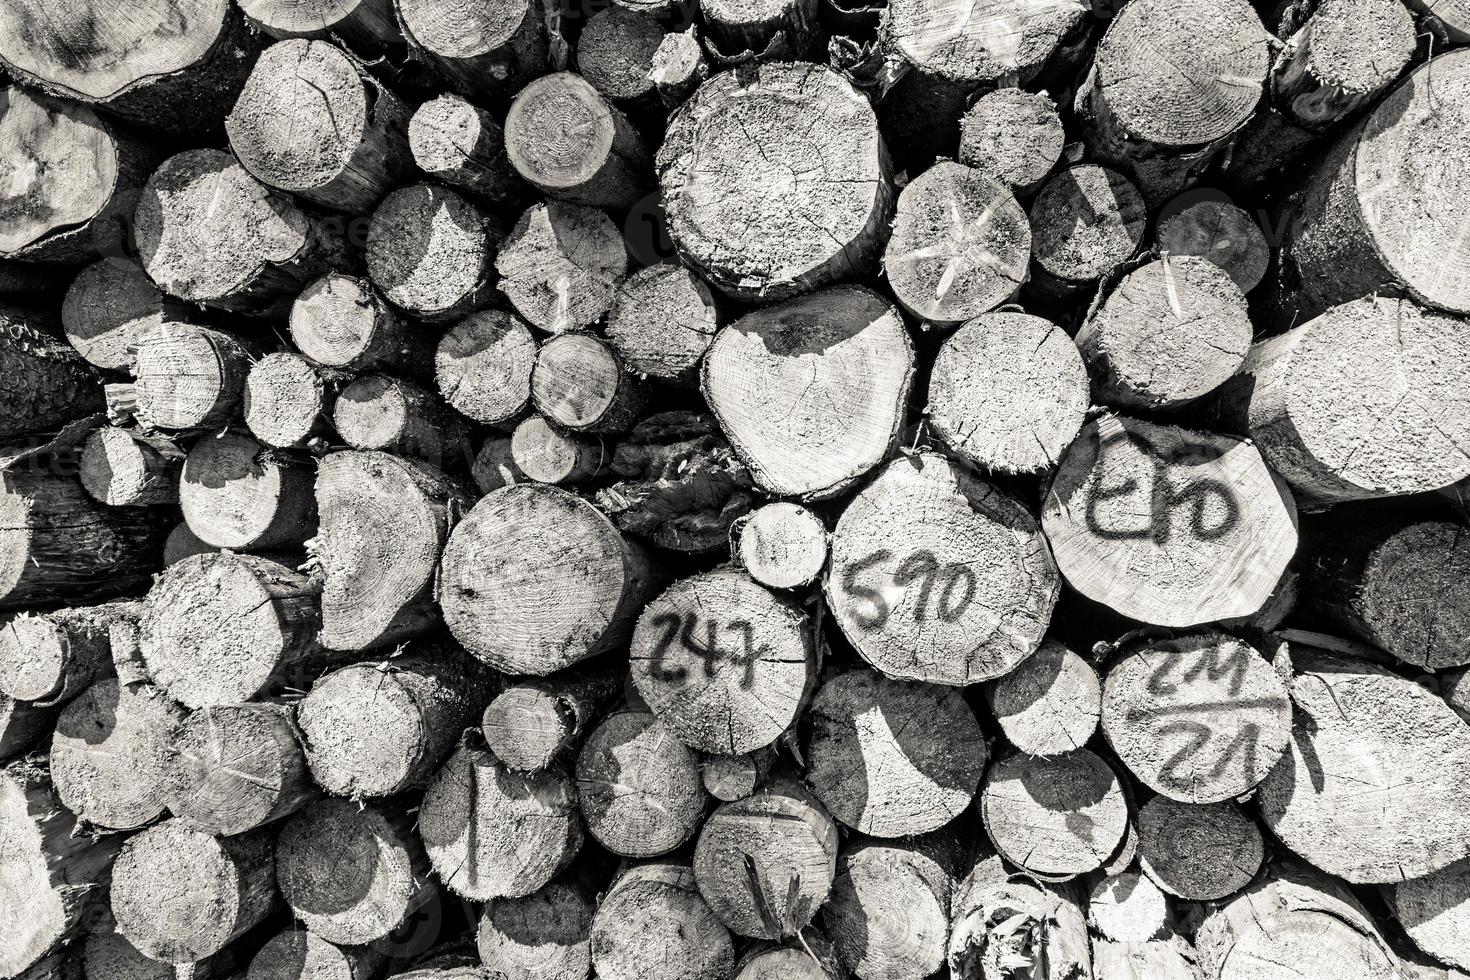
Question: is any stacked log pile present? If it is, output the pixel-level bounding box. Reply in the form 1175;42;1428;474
1;1;1469;979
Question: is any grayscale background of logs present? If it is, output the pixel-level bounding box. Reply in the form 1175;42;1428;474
1;0;1470;978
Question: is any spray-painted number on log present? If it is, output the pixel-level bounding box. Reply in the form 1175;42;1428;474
841;549;978;631
646;613;765;689
1085;431;1241;544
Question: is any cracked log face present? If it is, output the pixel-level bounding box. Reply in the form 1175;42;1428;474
1219;296;1470;504
629;567;815;756
1043;414;1299;627
658;62;892;301
701;285;913;500
576;707;707;858
1101;632;1292;804
591;863;735;980
806;668;986;837
1076;256;1253;410
984;640;1100;758
826;453;1059;686
927;310;1089;474
1257;653;1470;884
883;160;1030;325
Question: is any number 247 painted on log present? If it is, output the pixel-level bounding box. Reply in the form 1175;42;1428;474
841;548;977;631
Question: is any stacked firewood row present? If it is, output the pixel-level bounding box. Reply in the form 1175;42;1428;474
1;0;1469;978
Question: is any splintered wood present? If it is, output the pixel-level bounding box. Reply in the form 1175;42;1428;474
2;1;1470;978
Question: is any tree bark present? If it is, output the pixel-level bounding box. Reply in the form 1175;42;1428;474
227;39;412;212
980;749;1130;881
0;86;159;264
984;640;1100;757
595;410;758;554
958;89;1065;195
606;262;719;386
237;0;401;47
79;426;184;507
478;879;594;980
135;149;347;317
1136;797;1263;902
1215;296;1470;504
1194;865;1398;980
497;203;629;335
0;1;260;133
167;701;319;837
1027;165;1146;296
1100;631;1293;803
290;272;430;374
0;472;164;608
1079;0;1271;201
418;742;583;900
702;0;820;58
131;324;254;431
575;706;708;858
334;373;465;465
0;306;102;441
243;352;332;449
947;854;1092;980
366;183;504;323
590;862;735;980
297;650;492;798
826;453;1059;685
274;797;436;946
140;552;321;708
1042;414;1300;626
0;601;135;705
50;677;183;831
1284;50;1470;317
883;162;1029;326
629;567;814;755
737;502;827;590
315;449;473;651
0;761;122;977
245;927;387;980
434;308;536;429
408;94;528;210
1077;256;1253;409
693;773;840;940
179;431;317;550
111;818;278;963
1404;0;1470;39
1156;197;1270;294
1257;651;1470;883
823;832;964;980
0;696;56;759
1300;516;1470;670
806;667;985;838
703;285;912;500
505;72;650;210
440;484;658;674
658;62;891;301
395;0;548;100
928;310;1089;474
483;666;621;772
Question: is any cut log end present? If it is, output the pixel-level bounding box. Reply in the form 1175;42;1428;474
576;708;707;858
1042;415;1299;626
927;311;1089;474
505;72;649;210
1137;797;1264;901
531;332;646;434
1156;196;1270;294
1029;165;1146;291
62;257;189;371
366;183;501;322
606;263;719;385
409;94;527;209
591;863;735;980
984;640;1101;757
980;749;1129;880
290;272;421;373
478;882;594;980
110;819;277;963
737;502;828;591
180;431;317;550
825;453;1059;685
244;352;328;449
511;416;605;486
958;89;1065;194
496;202;629;336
